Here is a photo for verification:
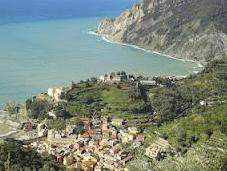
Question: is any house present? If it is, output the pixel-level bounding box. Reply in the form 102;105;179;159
48;87;63;102
137;80;156;88
81;118;92;130
136;133;145;143
102;130;110;139
47;129;56;139
145;138;170;160
22;122;35;132
111;132;117;139
145;144;161;160
99;139;108;147
37;121;48;137
66;125;77;135
104;154;117;162
101;118;108;130
56;155;64;163
81;158;97;171
63;155;74;166
48;111;57;119
111;118;123;127
91;130;102;142
67;162;81;170
128;127;138;135
120;155;133;166
80;132;90;139
103;162;115;171
120;130;134;143
116;150;128;160
94;164;103;171
92;117;101;128
108;139;119;147
74;141;84;150
200;100;207;106
99;72;128;83
99;75;105;82
110;144;122;155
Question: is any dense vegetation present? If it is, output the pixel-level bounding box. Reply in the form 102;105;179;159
25;58;227;125
128;58;227;171
0;139;64;171
21;58;227;170
25;76;152;129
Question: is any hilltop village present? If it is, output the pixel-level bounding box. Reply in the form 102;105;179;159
19;72;173;171
27;116;143;170
1;60;227;171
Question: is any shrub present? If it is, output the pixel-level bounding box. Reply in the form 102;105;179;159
221;155;227;171
47;118;66;130
5;102;19;115
205;128;213;138
177;129;187;146
160;132;169;140
190;135;199;143
26;99;52;119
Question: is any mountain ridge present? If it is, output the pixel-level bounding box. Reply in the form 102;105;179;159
97;0;227;64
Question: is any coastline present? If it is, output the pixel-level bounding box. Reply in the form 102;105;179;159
0;110;19;138
88;31;204;69
0;130;18;138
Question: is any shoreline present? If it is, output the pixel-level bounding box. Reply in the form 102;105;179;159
0;110;19;138
88;31;204;69
0;130;18;138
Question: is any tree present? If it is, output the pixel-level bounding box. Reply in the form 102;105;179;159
0;139;65;171
90;77;98;83
47;118;66;130
5;102;18;115
53;103;70;119
221;114;227;135
129;87;142;100
221;155;227;171
177;129;187;146
26;99;52;119
205;128;213;138
4;152;11;171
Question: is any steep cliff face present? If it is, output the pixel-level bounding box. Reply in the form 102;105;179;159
97;0;227;64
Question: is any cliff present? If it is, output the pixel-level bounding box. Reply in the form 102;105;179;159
97;0;227;64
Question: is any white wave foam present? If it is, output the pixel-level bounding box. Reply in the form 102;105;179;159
0;130;17;138
88;31;99;36
88;31;204;68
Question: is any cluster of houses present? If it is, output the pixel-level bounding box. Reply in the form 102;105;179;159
26;115;146;171
21;72;177;170
145;138;171;161
98;72;134;83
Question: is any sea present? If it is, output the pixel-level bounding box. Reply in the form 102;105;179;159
0;0;199;108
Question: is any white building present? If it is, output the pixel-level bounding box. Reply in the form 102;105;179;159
48;87;63;102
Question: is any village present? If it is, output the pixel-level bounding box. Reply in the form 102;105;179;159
8;72;176;171
22;112;172;171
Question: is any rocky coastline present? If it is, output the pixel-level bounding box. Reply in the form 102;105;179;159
89;31;204;70
97;0;227;65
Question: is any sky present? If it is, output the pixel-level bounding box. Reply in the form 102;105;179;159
0;0;139;24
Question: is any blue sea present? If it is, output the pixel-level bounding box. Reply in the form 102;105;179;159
0;0;198;107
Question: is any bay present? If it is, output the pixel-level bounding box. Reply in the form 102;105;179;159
0;17;197;107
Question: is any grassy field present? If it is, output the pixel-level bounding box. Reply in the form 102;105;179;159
63;82;147;120
101;86;144;118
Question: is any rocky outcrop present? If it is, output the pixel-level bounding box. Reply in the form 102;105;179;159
97;0;227;64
